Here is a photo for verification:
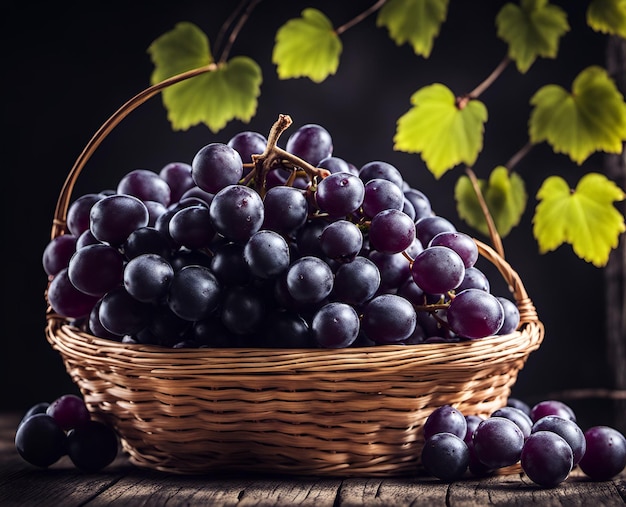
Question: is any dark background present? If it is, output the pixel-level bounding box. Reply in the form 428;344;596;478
3;2;619;430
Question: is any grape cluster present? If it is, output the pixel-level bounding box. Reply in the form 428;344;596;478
44;120;520;348
421;398;626;487
15;394;118;472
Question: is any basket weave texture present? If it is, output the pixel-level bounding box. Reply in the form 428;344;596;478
44;73;544;476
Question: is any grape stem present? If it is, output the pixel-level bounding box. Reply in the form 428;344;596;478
335;0;387;35
251;114;331;195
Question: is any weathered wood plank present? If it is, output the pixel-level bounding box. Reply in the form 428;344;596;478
2;413;625;506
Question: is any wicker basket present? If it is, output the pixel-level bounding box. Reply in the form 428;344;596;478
45;69;544;477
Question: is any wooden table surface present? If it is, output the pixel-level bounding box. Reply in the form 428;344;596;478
1;412;624;506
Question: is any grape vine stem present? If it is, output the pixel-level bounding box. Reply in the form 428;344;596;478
251;114;331;196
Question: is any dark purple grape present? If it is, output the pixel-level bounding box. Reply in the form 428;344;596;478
47;268;99;319
403;188;433;222
421;432;470;482
397;277;426;305
263;311;314;348
123;226;172;260
491;407;533;440
361;294;416;344
473;416;525;469
117;168;171;206
209;184;264;243
368;250;411;291
332;256;380;305
144;200;168;226
368;209;416;254
66;193;102;236
243;229;290;279
88;299;121;340
497;297;521;334
320;220;363;262
167;265;221;321
317;156;350;174
423;405;467;440
315;172;365;217
46;393;91;431
19;402;51;428
89;194;149;246
227;131;268;164
98;286;152;336
411;246;465;295
42;234;77;277
456;266;490;293
507;397;531;416
415;215;457;248
168;205;216;249
76;229;100;250
67;243;124;297
180;186;215;207
429;231;478;268
220;285;265;336
358;160;404;189
361;178;404;218
14;414;66;468
262;185;308;234
170;248;213;271
402;197;416;221
464;415;484;444
579;426;626;480
529;400;576;423
531;415;586;466
521;431;573;487
286;256;334;304
311;302;360;348
123;253;174;303
159;162;195;203
66;420;118;472
285;123;333;166
210;242;251;286
192;142;244;194
295;219;328;257
447;289;505;339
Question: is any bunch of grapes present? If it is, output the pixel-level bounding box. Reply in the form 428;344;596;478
15;394;118;472
44;117;520;349
420;398;626;487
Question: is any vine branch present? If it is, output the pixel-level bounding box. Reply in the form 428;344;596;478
336;0;387;35
468;56;511;99
505;141;534;171
217;0;262;64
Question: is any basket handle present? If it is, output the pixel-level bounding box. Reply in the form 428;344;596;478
51;64;216;241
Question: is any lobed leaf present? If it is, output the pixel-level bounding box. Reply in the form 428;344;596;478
148;22;262;133
587;0;626;38
533;173;626;267
376;0;449;58
394;84;488;178
529;66;626;164
496;0;570;73
455;166;527;238
272;8;342;83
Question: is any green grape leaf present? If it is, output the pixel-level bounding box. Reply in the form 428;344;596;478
455;166;528;238
529;66;626;164
272;8;342;83
394;84;488;179
148;22;262;133
496;0;570;73
587;0;626;38
376;0;449;58
533;173;626;267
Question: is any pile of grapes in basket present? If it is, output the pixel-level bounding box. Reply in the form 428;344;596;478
44;120;521;348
